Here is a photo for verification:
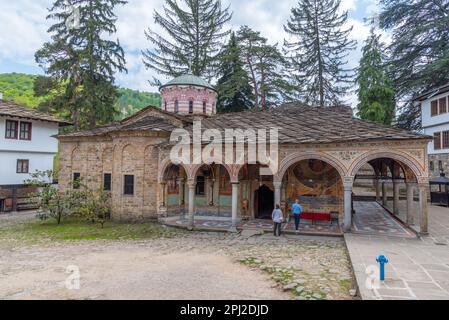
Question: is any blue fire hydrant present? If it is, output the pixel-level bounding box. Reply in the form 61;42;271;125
376;255;389;281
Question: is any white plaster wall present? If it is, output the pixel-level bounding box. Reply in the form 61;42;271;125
0;116;59;185
421;92;449;129
0;151;55;185
0;117;59;153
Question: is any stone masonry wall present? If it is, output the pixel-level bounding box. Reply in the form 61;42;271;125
429;153;449;178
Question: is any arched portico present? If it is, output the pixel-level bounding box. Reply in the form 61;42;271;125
346;151;428;235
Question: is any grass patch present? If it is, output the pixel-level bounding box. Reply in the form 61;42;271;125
0;218;182;243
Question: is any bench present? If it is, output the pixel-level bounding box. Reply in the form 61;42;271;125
298;212;332;225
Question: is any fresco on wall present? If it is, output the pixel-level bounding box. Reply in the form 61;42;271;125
285;160;342;210
219;166;232;195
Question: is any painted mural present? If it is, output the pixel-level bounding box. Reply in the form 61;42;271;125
284;160;342;213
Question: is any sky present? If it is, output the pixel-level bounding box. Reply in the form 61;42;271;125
0;0;384;107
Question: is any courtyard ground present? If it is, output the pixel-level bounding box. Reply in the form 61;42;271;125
0;213;354;300
346;205;449;300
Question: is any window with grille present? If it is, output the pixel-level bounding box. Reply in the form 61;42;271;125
203;101;207;114
443;131;449;149
434;132;442;150
104;173;112;191
430;161;434;171
431;100;439;116
16;159;29;173
174;100;179;113
19;122;32;140
73;172;81;189
124;175;134;195
440;97;447;114
5;120;18;139
189;101;194;114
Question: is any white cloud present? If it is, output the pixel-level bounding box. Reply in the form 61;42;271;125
0;0;50;66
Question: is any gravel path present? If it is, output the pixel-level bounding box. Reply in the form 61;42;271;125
0;214;354;300
0;211;36;229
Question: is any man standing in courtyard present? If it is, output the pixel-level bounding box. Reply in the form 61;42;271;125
272;204;283;237
292;199;302;233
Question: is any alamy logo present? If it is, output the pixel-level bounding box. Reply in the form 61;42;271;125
365;265;380;290
169;120;280;174
65;265;80;290
66;6;81;30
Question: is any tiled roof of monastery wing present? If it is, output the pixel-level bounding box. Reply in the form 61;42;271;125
59;116;178;138
0;100;72;125
59;102;431;143
58;122;121;137
197;103;430;144
118;116;178;132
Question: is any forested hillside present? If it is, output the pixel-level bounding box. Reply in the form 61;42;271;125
0;73;160;119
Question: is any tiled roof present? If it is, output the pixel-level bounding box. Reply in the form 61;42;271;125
59;116;177;137
196;103;430;144
59;102;431;144
0;100;71;125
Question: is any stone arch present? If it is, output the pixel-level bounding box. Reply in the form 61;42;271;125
348;150;424;181
276;151;347;182
71;145;84;173
190;163;236;182
158;157;191;182
101;146;113;173
121;144;138;174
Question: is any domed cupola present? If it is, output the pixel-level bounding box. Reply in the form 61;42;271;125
159;75;218;116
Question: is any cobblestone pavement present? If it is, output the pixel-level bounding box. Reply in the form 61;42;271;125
0;211;36;229
346;205;449;300
0;215;354;300
164;217;342;236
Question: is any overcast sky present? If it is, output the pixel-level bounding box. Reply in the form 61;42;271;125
0;0;384;106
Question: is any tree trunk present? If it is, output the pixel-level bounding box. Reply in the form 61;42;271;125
314;0;324;108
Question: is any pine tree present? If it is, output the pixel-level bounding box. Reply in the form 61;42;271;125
142;0;232;82
356;25;395;125
35;0;127;130
380;0;449;130
216;32;254;113
283;0;356;108
237;26;291;111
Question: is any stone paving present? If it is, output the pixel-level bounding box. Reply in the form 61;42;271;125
352;202;416;238
346;205;449;300
163;216;342;236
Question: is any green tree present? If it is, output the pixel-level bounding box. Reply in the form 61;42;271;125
284;0;356;107
35;0;128;130
237;26;291;110
142;0;232;82
356;25;395;125
379;0;449;130
216;32;254;113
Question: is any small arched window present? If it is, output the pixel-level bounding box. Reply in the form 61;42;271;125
189;101;194;114
203;101;207;114
174;100;179;113
164;101;167;111
430;161;434;171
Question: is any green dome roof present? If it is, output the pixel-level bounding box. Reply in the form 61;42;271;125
160;74;216;92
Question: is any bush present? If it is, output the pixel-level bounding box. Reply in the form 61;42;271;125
26;170;111;227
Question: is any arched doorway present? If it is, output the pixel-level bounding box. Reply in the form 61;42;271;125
281;159;344;222
160;163;188;217
192;163;232;218
254;185;274;219
351;157;419;236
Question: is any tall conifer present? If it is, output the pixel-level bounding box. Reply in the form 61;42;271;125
284;0;356;107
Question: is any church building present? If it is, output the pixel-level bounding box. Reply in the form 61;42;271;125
58;75;432;234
